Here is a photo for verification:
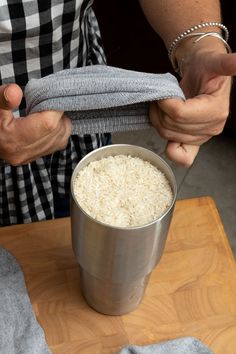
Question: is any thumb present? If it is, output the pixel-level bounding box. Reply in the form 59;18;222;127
165;141;200;167
0;84;23;110
204;52;236;77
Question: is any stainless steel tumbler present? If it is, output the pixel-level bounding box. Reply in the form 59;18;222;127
70;144;177;315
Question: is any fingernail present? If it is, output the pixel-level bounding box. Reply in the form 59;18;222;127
3;86;9;102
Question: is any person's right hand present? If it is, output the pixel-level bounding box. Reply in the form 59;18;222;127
0;83;72;166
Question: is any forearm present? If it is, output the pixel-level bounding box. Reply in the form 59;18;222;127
138;0;222;48
139;0;228;75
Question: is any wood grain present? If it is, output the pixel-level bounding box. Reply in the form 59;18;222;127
1;196;236;354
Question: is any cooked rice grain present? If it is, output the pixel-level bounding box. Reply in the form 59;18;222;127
73;155;173;227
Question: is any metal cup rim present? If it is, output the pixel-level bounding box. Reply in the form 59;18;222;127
70;144;177;230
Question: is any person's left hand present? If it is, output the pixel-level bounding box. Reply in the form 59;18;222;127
149;39;236;166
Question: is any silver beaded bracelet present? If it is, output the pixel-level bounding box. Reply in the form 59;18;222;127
168;22;230;73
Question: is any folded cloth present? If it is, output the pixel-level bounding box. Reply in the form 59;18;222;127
0;247;51;354
118;337;214;354
24;64;185;135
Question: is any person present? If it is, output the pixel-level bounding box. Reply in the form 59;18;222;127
0;0;235;226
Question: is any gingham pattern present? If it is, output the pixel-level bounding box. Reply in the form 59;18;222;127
0;0;109;225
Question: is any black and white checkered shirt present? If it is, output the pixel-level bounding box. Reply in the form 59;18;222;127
0;0;109;225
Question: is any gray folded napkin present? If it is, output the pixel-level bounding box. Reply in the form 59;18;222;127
24;65;185;134
118;337;214;354
0;247;51;354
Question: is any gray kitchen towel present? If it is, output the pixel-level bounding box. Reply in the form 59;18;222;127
0;247;51;354
24;64;185;134
118;337;214;354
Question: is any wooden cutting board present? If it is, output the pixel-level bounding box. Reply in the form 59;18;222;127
0;196;236;354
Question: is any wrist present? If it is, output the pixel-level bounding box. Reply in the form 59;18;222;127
175;35;230;76
176;34;228;61
167;22;230;75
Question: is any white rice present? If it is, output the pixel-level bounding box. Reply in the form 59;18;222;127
73;155;173;228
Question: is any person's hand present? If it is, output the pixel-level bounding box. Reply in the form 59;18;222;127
0;83;72;165
150;38;236;166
